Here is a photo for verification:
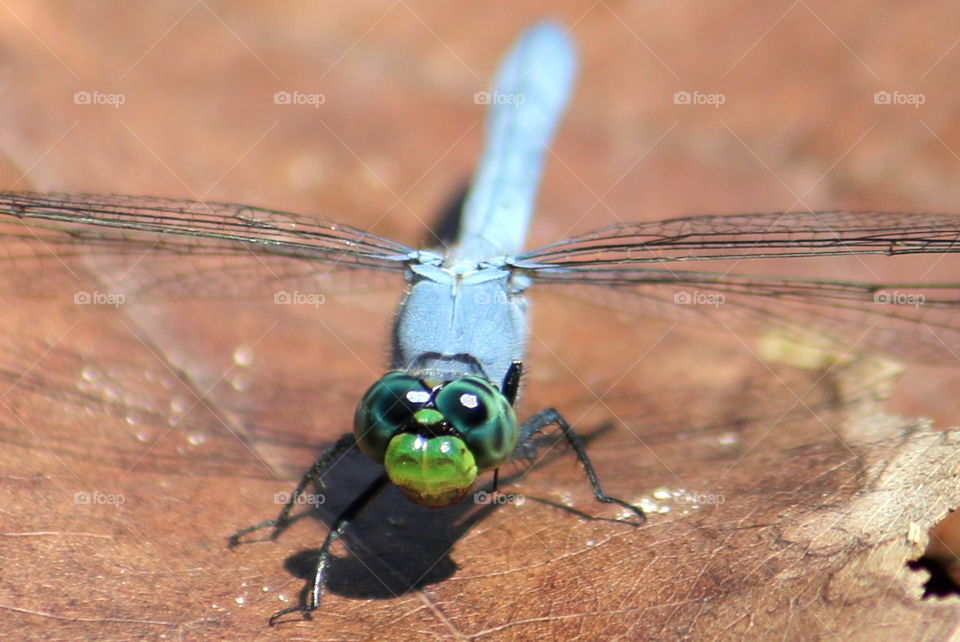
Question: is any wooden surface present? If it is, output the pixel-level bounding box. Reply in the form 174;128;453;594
1;2;959;640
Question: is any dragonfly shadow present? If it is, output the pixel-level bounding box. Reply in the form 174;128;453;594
427;180;470;250
285;503;472;601
275;443;503;603
275;421;625;603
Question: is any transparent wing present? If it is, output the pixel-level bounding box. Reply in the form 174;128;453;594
519;211;960;363
0;191;415;299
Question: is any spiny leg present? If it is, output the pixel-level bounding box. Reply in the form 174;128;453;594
519;408;645;524
229;433;358;546
269;473;389;626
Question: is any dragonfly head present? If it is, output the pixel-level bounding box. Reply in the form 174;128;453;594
353;372;518;507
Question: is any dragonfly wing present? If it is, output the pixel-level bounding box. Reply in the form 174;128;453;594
0;192;414;301
519;211;960;364
519;210;960;264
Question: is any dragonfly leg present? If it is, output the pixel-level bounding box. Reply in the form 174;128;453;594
268;473;389;626
518;408;646;525
228;433;358;547
501;360;523;405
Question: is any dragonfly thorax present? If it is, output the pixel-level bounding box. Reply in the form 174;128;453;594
353;372;518;507
392;263;529;390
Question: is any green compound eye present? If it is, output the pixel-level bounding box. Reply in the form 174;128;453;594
356;374;519;508
434;377;518;470
354;373;429;463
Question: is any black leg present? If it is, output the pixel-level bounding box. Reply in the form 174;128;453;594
269;473;389;626
501;361;523;405
519;408;645;525
229;433;357;547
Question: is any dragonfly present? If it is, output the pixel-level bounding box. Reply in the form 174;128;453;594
1;21;960;624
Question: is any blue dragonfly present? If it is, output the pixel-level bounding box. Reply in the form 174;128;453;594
0;22;959;623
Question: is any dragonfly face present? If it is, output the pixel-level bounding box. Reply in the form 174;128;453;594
353;372;518;507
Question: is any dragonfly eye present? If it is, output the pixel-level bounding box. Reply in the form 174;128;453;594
353;372;428;463
357;375;519;509
435;377;518;470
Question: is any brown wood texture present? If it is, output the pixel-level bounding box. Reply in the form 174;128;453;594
1;2;959;640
